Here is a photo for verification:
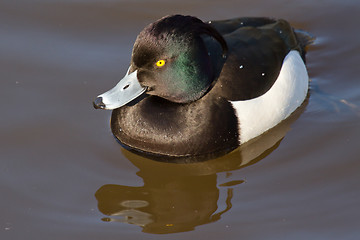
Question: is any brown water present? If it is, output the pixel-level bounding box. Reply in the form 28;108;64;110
1;0;360;239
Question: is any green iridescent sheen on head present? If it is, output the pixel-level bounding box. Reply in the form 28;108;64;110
165;43;212;101
130;15;227;103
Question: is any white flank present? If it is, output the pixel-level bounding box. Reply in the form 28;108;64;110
230;50;309;144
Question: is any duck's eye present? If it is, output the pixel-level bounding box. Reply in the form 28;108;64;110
156;59;166;67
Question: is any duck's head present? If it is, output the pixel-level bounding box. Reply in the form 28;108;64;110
93;15;227;110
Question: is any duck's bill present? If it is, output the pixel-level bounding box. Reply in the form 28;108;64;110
93;70;146;110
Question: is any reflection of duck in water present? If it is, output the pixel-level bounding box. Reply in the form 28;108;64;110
95;102;307;234
96;173;234;234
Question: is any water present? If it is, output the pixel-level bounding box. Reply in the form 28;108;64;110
1;0;360;239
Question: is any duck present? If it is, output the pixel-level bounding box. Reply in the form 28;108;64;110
93;15;314;159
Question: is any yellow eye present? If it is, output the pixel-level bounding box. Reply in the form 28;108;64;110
156;59;166;67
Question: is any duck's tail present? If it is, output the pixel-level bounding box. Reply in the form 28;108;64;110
294;29;316;62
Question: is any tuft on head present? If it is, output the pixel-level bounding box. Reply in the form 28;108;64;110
132;15;227;68
149;15;227;56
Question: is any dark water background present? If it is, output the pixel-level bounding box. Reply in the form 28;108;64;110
1;0;360;239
